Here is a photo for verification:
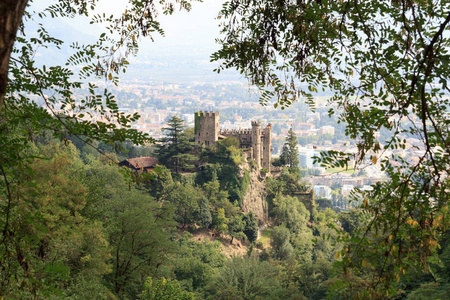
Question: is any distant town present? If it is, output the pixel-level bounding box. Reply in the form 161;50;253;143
48;79;438;210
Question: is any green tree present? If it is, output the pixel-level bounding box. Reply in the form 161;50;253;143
1;2;192;295
156;116;196;174
203;179;240;218
294;259;332;300
271;226;294;261
198;197;212;229
279;167;309;194
242;212;258;243
139;277;194;300
173;232;225;294
213;208;229;237
228;215;246;243
83;157;178;298
146;165;175;202
217;137;242;165
214;1;450;294
206;257;285;300
339;209;362;236
105;188;177;298
273;194;309;234
280;127;299;169
0;144;111;298
167;184;201;229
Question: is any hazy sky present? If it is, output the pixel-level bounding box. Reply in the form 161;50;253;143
29;0;224;57
28;0;240;82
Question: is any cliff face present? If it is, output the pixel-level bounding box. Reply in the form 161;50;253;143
241;167;268;225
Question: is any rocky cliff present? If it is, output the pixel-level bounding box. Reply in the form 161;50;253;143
241;167;268;225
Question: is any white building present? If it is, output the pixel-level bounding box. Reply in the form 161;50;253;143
319;125;335;135
342;185;355;196
298;149;320;168
314;185;332;199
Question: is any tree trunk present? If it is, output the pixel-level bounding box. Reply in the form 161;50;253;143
0;0;28;114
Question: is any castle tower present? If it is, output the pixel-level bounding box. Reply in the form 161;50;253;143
262;123;273;171
251;121;262;168
195;111;219;148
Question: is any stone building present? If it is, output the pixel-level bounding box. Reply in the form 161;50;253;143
194;111;273;171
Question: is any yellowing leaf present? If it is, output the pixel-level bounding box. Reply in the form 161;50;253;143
108;73;113;80
372;156;378;164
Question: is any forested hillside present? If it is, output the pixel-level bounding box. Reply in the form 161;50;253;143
1;122;449;298
1;0;449;299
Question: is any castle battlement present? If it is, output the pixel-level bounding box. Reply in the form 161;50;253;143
195;111;272;171
220;128;252;135
195;111;219;118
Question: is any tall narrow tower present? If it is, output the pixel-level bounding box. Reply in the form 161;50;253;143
262;124;273;171
195;111;219;148
251;121;262;168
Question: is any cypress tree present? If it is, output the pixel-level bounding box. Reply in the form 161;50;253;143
280;127;299;168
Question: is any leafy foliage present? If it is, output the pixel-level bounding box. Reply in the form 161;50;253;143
139;277;194;300
271;226;294;260
172;232;225;295
0;144;111;298
279;127;300;168
214;0;450;294
242;212;258;243
206;257;284;300
156;115;196;174
213;208;229;237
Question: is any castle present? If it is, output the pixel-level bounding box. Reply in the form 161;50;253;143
194;111;273;171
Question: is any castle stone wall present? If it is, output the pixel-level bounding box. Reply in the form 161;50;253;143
262;124;272;170
219;129;253;149
195;111;272;171
251;121;262;168
195;111;219;148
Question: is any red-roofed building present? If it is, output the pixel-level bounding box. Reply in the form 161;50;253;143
119;156;160;172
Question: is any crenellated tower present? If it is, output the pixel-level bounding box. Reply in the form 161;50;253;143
251;121;262;168
194;111;272;171
195;111;219;148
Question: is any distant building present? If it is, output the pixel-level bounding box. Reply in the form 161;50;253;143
361;185;374;192
314;185;332;199
298;149;320;168
194;111;273;170
342;185;355;196
319;125;335;135
119;157;160;173
296;123;316;131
